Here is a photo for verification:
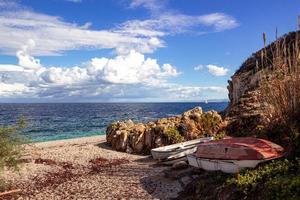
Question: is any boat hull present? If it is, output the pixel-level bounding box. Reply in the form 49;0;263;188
159;156;188;165
187;155;263;173
151;137;213;161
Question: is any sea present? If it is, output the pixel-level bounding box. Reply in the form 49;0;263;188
0;102;228;142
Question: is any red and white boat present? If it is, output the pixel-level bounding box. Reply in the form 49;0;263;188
187;137;284;173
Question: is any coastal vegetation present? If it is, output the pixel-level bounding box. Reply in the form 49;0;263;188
0;119;26;191
200;112;222;135
227;31;300;199
178;158;300;200
177;30;300;200
227;158;300;199
163;127;184;143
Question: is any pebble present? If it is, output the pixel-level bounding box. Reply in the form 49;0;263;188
1;136;184;199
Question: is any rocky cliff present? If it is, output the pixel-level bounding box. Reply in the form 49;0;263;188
225;31;300;138
177;31;300;200
106;107;223;154
106;31;300;154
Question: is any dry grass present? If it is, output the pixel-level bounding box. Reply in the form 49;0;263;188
259;31;300;125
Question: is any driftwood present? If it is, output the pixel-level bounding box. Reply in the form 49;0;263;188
0;189;21;197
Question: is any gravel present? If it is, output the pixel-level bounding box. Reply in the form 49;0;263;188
1;136;185;200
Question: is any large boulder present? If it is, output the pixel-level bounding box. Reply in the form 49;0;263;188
106;120;134;151
106;107;223;154
130;123;146;153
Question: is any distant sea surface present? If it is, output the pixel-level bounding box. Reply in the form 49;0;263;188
0;102;228;142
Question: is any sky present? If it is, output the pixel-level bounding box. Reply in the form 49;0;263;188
0;0;299;102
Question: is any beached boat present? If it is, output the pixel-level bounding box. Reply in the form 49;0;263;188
151;137;214;163
187;137;284;173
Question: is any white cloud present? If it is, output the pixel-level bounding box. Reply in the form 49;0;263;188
161;84;227;100
86;50;179;84
65;0;82;3
197;13;238;32
206;64;228;76
0;1;238;56
129;0;165;13
0;0;18;8
0;47;180;96
0;9;161;55
0;64;23;72
128;0;238;33
16;39;42;70
0;83;28;96
0;47;228;101
40;66;89;85
0;1;232;101
161;64;179;77
194;64;204;71
119;13;238;37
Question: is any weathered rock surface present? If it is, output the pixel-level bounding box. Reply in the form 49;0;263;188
225;31;300;136
106;107;223;154
107;32;300;155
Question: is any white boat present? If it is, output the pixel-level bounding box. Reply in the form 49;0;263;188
187;156;263;173
151;137;214;162
187;137;284;173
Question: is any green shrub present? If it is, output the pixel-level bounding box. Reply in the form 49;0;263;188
226;158;300;199
0;119;26;191
267;122;300;157
214;131;227;140
201;113;221;134
265;173;300;200
164;127;184;143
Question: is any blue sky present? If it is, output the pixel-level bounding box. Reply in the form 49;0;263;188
0;0;299;102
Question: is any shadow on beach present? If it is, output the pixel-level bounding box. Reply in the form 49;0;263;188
95;141;113;150
93;140;194;199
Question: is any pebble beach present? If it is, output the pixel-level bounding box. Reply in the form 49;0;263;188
0;136;190;200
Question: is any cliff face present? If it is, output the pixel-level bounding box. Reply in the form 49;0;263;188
225;31;300;136
106;31;300;154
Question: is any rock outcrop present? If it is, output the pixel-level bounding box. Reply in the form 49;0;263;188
106;107;223;154
225;31;300;136
107;31;300;154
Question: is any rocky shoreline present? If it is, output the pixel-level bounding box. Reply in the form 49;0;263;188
106;30;300;155
106;107;224;154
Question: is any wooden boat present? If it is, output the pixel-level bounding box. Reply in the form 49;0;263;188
187;137;284;173
151;137;214;163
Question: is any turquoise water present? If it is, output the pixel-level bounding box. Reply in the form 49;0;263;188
0;102;228;142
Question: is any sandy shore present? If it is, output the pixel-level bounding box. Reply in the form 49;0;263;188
0;135;192;200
